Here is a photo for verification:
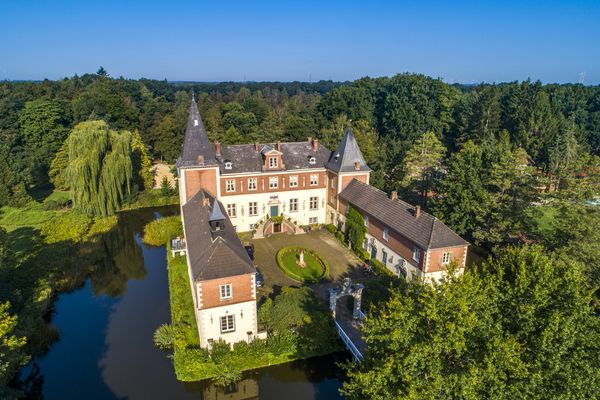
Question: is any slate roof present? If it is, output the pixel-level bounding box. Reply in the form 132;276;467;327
177;99;218;168
339;179;467;250
182;190;255;281
325;130;371;173
217;141;333;174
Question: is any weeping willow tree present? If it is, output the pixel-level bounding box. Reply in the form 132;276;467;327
67;120;133;216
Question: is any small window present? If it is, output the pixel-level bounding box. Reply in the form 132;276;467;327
309;156;316;165
383;227;389;241
442;252;451;265
413;245;421;262
220;315;235;333
331;178;336;189
226;180;235;192
249;224;255;230
248;178;257;191
289;175;298;188
220;284;232;300
309;217;318;224
227;204;237;218
194;119;199;126
364;215;369;227
310;174;318;186
289;198;298;212
269;176;278;189
224;161;232;170
269;157;278;168
248;202;258;216
330;194;334;204
309;196;318;211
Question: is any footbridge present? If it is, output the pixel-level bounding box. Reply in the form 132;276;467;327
328;278;367;362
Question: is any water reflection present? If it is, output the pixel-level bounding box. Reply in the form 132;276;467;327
20;206;346;399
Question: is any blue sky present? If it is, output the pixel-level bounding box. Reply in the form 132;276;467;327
1;0;599;83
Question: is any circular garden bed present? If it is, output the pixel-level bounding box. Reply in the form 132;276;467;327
276;247;330;283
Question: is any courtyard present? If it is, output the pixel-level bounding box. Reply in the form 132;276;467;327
249;229;364;300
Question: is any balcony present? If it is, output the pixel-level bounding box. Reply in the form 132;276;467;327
171;237;186;257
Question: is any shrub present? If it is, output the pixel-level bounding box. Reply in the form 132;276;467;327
41;212;93;243
210;339;232;363
211;364;242;387
369;258;394;276
142;215;183;246
154;323;176;350
335;231;345;244
325;223;337;234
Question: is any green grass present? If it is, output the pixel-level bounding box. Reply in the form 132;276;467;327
526;204;559;238
0;191;70;231
276;247;329;283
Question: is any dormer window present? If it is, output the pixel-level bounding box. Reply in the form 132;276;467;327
334;152;340;160
194;119;199;126
224;161;232;170
309;156;316;165
269;157;278;168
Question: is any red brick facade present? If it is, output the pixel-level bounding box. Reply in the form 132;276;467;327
219;171;327;196
199;273;255;310
185;168;218;200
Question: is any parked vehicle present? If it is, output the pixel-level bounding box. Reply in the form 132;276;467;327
244;244;254;260
255;267;264;287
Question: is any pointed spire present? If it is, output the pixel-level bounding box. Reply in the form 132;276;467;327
178;97;216;166
325;129;371;173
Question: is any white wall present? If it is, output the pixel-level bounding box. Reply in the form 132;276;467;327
220;188;328;232
197;300;259;347
364;233;421;280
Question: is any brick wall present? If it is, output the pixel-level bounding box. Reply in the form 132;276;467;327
427;245;468;273
185;168;218;200
198;273;255;309
219;171;327;196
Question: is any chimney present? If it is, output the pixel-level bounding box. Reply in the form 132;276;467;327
312;138;319;151
276;141;281;151
391;191;398;200
415;205;421;218
215;141;221;157
254;142;259;152
354;161;361;170
196;155;204;165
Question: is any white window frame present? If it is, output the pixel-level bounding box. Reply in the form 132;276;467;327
289;175;298;188
383;227;389;241
269;156;278;168
309;156;316;165
413;245;421;263
224;161;232;170
442;252;451;265
364;215;369;227
309;196;318;211
289;198;298;212
227;204;237;218
309;217;318;224
220;284;232;300
248;178;257;191
269;176;278;189
310;174;319;186
248;202;258;216
220;315;235;333
226;179;235;192
331;178;336;189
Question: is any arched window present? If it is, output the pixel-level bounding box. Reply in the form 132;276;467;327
309;156;316;165
224;161;233;170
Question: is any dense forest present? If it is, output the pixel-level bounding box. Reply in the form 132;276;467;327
1;69;598;245
1;69;599;397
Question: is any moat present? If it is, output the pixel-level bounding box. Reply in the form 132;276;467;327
20;207;346;399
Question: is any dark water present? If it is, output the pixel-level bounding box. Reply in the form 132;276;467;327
21;207;346;400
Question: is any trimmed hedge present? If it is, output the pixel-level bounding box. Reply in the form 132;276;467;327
276;247;330;283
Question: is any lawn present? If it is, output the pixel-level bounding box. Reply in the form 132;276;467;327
0;191;71;231
277;247;329;282
526;204;559;238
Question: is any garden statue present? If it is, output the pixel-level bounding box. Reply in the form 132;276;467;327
297;250;306;268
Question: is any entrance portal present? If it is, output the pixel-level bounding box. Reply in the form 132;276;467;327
270;205;279;217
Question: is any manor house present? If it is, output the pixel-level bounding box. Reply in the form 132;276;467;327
176;99;468;347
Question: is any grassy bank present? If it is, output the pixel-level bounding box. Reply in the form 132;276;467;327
166;249;342;382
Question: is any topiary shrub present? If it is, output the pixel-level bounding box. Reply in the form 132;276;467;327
325;223;337;234
142;215;183;246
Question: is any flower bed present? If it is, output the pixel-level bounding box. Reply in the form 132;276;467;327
276;247;330;283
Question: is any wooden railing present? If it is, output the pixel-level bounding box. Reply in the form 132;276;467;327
334;320;364;362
